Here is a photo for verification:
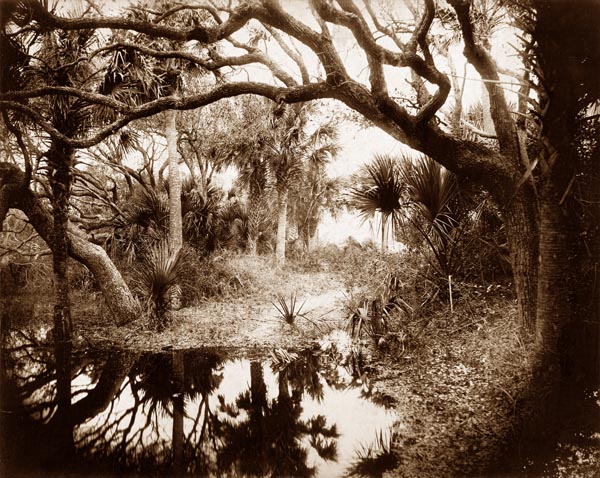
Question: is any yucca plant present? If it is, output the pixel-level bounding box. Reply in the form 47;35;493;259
134;241;189;329
272;292;306;325
347;154;407;251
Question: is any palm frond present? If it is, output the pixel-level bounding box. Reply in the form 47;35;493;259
347;153;407;224
133;241;189;327
272;292;306;325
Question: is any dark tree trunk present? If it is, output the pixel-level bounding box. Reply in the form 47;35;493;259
51;340;75;468
249;360;267;475
46;141;76;464
48;141;73;341
62;350;136;427
502;185;540;333
172;351;185;477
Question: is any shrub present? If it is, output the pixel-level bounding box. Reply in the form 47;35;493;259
132;241;190;329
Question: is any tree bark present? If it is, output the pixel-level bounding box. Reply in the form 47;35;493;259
166;109;183;254
47;142;75;468
381;214;389;252
307;230;318;252
501;185;540;332
275;189;288;266
48;142;73;341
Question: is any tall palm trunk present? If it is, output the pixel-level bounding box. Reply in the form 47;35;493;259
246;194;263;256
166;109;182;309
48;140;75;465
48;142;73;341
276;189;288;265
166;109;183;255
380;213;389;252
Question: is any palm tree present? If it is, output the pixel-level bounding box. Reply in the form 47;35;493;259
216;360;338;477
294;174;340;251
101;2;211;256
269;105;307;265
269;105;339;264
291;122;340;252
347;154;407;252
220;97;276;255
400;156;464;277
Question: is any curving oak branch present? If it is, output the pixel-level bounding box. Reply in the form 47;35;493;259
2;0;525;203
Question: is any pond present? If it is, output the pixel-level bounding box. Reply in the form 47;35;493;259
0;325;397;477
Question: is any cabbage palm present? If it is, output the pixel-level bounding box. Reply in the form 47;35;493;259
230;102;338;263
101;1;210;255
347;154;407;251
270;105;339;264
225;98;276;255
270;106;306;265
291;122;340;251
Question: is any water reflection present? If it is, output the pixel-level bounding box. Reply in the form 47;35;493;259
1;328;396;477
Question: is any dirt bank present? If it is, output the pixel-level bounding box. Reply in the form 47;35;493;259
78;270;348;354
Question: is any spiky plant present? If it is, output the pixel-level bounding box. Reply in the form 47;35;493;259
272;292;306;325
347;154;407;251
134;241;188;329
400;156;465;276
346;430;397;478
110;186;170;262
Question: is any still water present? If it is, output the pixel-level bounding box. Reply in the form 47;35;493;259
0;326;396;477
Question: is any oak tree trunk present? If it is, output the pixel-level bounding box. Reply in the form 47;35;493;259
501;185;540;332
1;163;140;325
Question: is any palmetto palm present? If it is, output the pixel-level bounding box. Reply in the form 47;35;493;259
270;105;339;264
400;156;463;276
291;121;340;251
133;240;189;328
111;185;170;261
347;154;407;251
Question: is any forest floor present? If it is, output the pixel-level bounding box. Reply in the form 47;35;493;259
76;255;349;353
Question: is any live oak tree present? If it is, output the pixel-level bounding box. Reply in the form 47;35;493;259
0;0;598;450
